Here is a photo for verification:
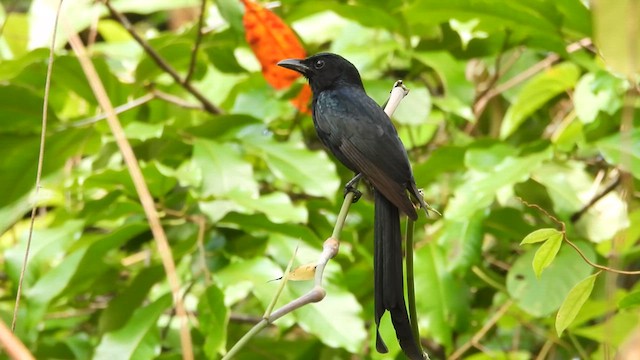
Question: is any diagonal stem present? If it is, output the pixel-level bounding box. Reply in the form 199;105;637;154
103;0;222;115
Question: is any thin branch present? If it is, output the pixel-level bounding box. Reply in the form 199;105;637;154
12;0;63;333
184;0;207;83
103;0;222;115
66;28;194;360
152;89;204;110
0;319;34;360
473;38;593;118
449;300;513;360
570;176;622;222
66;93;155;128
519;198;640;275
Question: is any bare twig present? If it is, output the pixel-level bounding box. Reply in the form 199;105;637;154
449;300;513;360
184;0;207;83
222;82;412;359
152;89;204;110
570;176;622;222
66;93;155;128
66;28;194;360
12;0;63;333
474;38;593;118
103;0;222;115
519;198;640;275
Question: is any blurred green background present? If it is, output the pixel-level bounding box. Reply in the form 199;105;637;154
0;0;638;359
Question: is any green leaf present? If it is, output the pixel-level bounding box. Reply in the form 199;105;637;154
438;210;485;273
619;290;640;309
597;128;640;180
532;232;563;278
391;83;432;125
123;121;164;141
446;148;551;220
198;284;229;358
414;243;470;350
507;241;595;317
520;228;561;245
573;73;621;124
291;278;367;353
556;272;598;336
404;0;568;51
500;63;580;138
192;138;259;197
573;311;640;346
99;266;165;333
94;294;172;360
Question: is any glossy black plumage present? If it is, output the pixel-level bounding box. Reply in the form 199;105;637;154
278;53;426;360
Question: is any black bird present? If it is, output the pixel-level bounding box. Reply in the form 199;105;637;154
278;53;429;360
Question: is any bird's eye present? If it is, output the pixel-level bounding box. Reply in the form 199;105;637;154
314;60;325;69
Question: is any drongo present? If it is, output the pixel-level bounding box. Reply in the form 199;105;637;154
278;53;429;360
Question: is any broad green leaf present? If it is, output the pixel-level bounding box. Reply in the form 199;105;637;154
619;290;640;309
593;0;640;76
412;145;466;184
532;233;563;278
520;228;561;245
414;243;470;350
2;13;28;58
556;272;598;336
94;294;172;360
290;277;367;353
507;241;595;317
573;311;640;346
4;219;85;286
438;210;485;273
404;0;568;51
111;0;200;15
292;3;401;31
464;143;515;172
391;84;432;125
0;48;50;81
123;122;164;141
99;266;165;333
198;284;229;358
446;148;551;220
244;136;339;199
597;128;640;180
192;138;258;198
573;72;623;124
500;63;580;138
226;190;308;224
413;51;475;112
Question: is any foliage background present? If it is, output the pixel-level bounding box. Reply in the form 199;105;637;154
0;0;639;359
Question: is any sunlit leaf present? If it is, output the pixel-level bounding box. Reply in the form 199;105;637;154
507;241;595;317
520;228;561;245
556;272;598;336
94;294;172;360
501;63;580;138
198;284;229;358
192;138;259;197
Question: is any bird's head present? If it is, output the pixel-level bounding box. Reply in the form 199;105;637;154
277;53;364;93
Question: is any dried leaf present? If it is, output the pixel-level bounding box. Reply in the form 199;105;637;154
242;0;311;112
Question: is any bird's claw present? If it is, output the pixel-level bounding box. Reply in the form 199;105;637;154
344;187;362;203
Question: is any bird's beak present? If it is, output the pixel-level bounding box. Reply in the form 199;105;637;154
277;58;310;75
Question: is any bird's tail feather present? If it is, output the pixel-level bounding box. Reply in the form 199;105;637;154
374;190;425;360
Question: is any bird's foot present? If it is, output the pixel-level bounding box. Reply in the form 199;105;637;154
344;173;363;203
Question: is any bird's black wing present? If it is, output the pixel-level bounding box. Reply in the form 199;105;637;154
313;86;417;220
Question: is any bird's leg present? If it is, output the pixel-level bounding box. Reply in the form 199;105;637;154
344;173;363;203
